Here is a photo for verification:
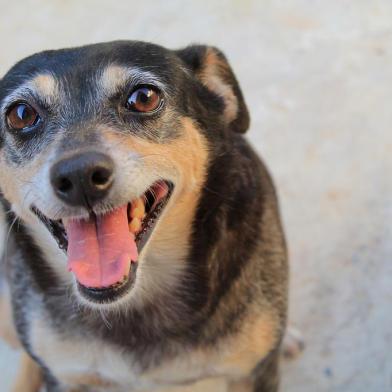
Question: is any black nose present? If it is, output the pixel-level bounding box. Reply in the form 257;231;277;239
50;152;115;207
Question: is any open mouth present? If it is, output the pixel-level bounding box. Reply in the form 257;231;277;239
31;180;173;303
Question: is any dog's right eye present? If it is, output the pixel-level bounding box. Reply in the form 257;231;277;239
6;102;40;131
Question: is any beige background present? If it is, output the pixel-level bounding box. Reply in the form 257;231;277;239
0;1;391;391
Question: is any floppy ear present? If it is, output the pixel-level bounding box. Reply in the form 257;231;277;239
176;45;250;134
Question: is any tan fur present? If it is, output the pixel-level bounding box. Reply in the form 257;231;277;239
159;378;227;392
11;352;42;392
130;117;209;263
30;74;58;102
99;65;163;98
99;65;130;97
143;310;278;385
0;74;59;116
64;375;115;390
198;48;239;123
220;311;279;376
227;378;253;392
104;116;209;272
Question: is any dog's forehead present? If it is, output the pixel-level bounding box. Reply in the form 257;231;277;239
1;65;167;108
1;41;177;99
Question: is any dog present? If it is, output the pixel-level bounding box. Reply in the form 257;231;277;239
0;41;289;392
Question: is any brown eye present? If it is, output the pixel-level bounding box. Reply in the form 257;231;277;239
6;103;40;130
126;87;162;113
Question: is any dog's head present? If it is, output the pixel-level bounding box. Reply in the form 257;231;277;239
0;41;249;307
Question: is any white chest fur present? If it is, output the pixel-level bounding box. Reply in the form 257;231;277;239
29;303;277;391
29;317;235;391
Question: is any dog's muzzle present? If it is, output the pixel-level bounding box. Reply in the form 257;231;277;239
32;151;174;303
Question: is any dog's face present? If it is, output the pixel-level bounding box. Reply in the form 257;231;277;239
0;41;249;307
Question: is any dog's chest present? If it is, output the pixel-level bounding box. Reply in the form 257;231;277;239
30;317;227;391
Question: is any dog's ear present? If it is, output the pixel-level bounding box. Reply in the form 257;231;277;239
176;45;250;134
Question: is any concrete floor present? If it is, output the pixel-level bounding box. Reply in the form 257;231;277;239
0;0;391;391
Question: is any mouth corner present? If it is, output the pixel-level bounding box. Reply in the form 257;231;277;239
31;179;174;304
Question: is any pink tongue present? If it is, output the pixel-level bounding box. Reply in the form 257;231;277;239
65;206;138;288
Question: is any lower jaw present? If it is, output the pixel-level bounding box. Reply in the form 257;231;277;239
77;262;138;304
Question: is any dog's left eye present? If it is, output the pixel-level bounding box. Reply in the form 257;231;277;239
126;86;162;113
6;102;40;131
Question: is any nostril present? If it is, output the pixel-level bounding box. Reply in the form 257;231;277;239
91;168;112;187
57;177;73;193
51;152;114;207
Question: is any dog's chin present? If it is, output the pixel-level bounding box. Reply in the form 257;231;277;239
31;180;174;305
76;261;139;306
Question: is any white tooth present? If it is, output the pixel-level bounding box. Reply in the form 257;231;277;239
129;217;141;234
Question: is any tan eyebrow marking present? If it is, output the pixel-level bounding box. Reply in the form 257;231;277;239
99;65;129;96
99;65;166;98
30;74;59;102
1;74;60;112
